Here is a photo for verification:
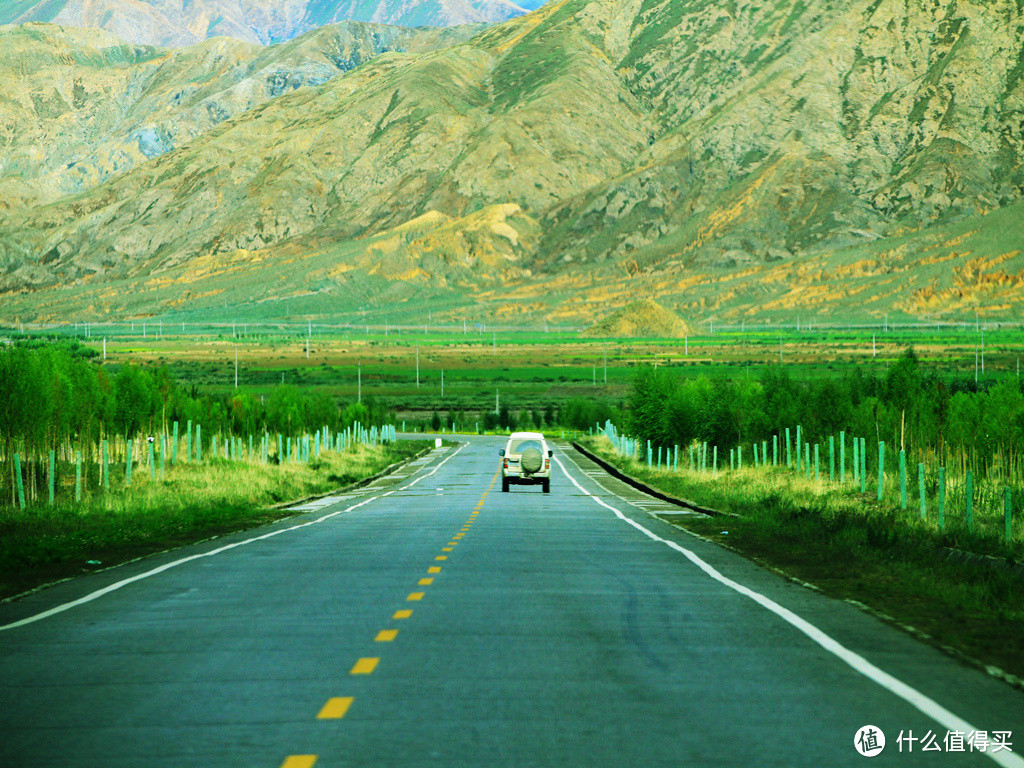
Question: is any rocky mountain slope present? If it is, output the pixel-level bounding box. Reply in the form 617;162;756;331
0;0;528;46
1;0;1022;324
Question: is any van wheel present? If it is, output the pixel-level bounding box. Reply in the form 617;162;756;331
502;479;510;493
542;479;550;493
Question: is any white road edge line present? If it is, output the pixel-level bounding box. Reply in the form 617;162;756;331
0;444;467;631
553;452;1024;768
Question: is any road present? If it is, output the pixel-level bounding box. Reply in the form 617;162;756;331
1;438;1021;767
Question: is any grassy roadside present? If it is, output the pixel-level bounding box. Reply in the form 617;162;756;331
0;440;431;600
578;436;1024;684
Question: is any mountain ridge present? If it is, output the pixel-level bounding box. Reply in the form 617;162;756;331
0;0;531;46
1;0;1022;324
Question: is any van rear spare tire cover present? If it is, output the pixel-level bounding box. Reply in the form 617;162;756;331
520;446;543;474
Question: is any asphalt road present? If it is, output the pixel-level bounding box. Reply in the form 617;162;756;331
1;438;1021;768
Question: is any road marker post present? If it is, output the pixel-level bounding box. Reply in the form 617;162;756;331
899;450;907;509
186;420;192;462
773;434;778;466
829;435;835;482
839;431;845;482
785;428;791;467
853;437;859;488
48;450;55;505
814;444;819;483
860;438;867;493
1005;488;1013;543
965;471;974;531
196;425;201;463
938;467;946;530
796;425;802;471
918;463;926;519
172;421;178;465
14;453;25;509
877;442;885;501
102;439;109;491
160;436;166;479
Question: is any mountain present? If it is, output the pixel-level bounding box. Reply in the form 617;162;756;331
1;0;1022;325
0;0;528;47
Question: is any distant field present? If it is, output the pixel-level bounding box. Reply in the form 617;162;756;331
9;322;1023;418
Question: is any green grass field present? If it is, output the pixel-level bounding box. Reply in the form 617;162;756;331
11;324;1023;420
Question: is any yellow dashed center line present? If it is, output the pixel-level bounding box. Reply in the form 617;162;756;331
350;658;379;675
418;578;434;586
281;756;318;768
316;697;354;720
375;630;398;642
441;547;453;552
407;592;425;601
393;609;413;619
427;567;441;574
435;555;447;561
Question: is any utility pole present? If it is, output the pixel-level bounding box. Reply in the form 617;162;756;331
416;344;420;387
604;348;607;384
358;361;362;403
495;389;500;416
441;369;444;398
103;338;107;361
234;345;238;389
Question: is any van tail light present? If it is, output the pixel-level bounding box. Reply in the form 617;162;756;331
544;459;549;470
503;459;509;469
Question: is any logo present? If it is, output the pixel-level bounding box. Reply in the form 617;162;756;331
855;725;886;757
